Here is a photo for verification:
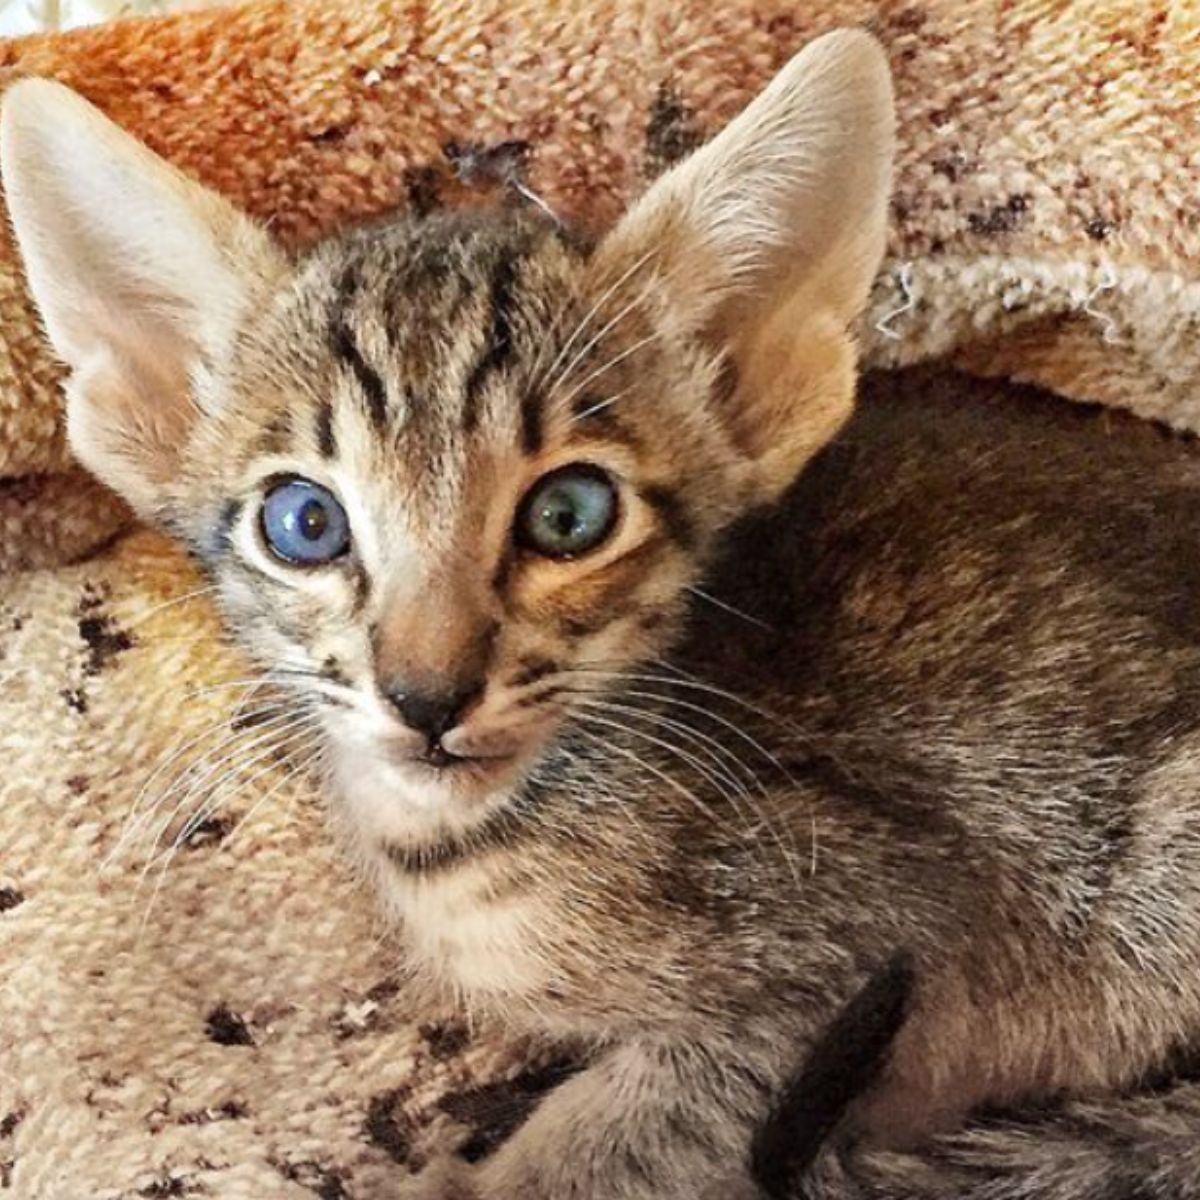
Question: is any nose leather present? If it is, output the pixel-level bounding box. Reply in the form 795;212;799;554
388;682;481;742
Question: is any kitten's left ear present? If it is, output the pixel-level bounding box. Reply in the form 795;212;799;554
1;80;286;516
597;30;895;502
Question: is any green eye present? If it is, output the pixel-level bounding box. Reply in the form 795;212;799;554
517;464;619;559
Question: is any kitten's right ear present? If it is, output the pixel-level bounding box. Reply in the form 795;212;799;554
1;80;285;516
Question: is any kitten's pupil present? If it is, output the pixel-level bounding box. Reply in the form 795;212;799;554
299;500;329;541
543;497;581;538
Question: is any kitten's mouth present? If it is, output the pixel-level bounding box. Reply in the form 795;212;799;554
415;744;514;772
389;729;524;780
328;721;539;844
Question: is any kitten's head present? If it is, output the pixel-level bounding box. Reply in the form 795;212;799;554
2;31;892;852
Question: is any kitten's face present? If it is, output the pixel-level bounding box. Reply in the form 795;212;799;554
2;31;893;854
172;213;742;846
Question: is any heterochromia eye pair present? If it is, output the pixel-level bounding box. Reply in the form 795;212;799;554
259;466;618;566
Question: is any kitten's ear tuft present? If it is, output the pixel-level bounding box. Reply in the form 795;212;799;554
598;30;894;502
1;79;285;515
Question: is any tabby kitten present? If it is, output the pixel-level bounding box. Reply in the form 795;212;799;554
9;26;1200;1200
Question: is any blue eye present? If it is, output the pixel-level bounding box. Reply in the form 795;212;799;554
260;478;351;565
517;464;618;559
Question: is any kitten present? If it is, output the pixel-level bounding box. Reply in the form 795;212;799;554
9;27;1200;1200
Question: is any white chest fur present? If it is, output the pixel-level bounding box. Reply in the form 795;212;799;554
384;862;556;1003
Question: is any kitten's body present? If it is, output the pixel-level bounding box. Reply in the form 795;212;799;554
378;366;1200;1171
758;370;1200;1198
8;32;1200;1200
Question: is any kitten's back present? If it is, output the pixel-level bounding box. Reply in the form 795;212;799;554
706;364;1200;752
690;366;1200;1139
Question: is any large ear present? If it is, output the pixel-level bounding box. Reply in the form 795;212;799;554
1;80;286;516
597;29;894;501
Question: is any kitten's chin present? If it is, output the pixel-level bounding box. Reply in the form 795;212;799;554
328;738;523;846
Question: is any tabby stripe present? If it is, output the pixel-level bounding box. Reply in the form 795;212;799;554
463;254;519;430
193;498;245;565
561;613;604;640
333;322;390;430
554;537;673;640
383;803;532;874
320;656;352;688
519;388;544;455
510;657;559;689
515;682;566;708
331;267;390;430
256;412;294;457
570;396;640;448
350;562;371;615
492;546;516;594
315;400;336;458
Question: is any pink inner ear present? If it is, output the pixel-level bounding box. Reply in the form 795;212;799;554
719;296;858;506
65;340;198;514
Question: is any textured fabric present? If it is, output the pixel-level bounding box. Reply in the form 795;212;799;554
2;1;1199;1195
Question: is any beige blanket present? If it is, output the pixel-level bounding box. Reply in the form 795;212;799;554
3;1;1200;1195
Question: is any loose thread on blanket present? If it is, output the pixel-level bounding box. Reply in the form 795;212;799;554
1081;264;1120;345
875;261;916;342
442;138;565;226
511;180;564;226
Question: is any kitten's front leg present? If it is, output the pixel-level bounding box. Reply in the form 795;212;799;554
409;1036;774;1200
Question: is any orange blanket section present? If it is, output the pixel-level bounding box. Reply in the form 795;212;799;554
0;0;859;247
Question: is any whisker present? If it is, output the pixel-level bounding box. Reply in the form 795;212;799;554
568;383;637;426
114;706;300;865
574;665;801;736
573;697;793;879
183;676;276;703
139;712;317;864
569;718;737;843
116;584;221;632
546;274;658;406
580;681;794;783
128;631;240;651
163;722;322;870
532;734;657;851
222;744;327;851
136;725;321;938
170;716;322;852
573;694;760;805
685;585;775;633
106;701;292;866
563;666;808;888
534;245;656;395
552;329;663;416
133;717;320;923
570;710;742;837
